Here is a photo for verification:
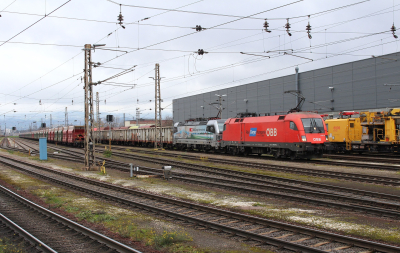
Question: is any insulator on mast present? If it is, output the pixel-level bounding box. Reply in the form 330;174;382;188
391;23;398;39
285;18;292;36
263;19;271;33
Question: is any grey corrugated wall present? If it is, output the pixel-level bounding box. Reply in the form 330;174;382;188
173;52;400;122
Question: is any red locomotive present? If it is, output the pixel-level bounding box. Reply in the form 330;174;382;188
221;112;328;159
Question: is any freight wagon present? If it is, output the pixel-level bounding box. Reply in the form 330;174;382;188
95;126;174;148
20;126;85;147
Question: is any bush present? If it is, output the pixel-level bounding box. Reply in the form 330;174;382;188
103;150;112;158
152;231;192;248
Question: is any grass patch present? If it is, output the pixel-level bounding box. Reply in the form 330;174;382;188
29;156;52;163
149;230;192;249
76;210;116;223
0;237;26;253
103;150;112;158
125;148;131;152
6;150;14;154
4;153;400;250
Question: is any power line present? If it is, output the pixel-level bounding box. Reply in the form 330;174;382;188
0;72;82;113
1;0;17;12
8;0;394;119
99;0;304;66
0;0;72;47
106;0;369;21
3;0;205;116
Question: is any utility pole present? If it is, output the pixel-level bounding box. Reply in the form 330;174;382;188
154;63;162;149
65;107;68;126
96;92;100;143
136;108;141;126
213;94;227;118
50;114;52;128
84;44;95;169
123;113;125;127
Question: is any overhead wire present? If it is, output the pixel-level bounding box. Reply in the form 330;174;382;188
102;32;397;112
106;0;369;21
3;0;390;123
99;0;304;66
0;0;17;12
0;0;72;48
2;0;382;108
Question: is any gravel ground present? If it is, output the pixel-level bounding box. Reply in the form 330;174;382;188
111;147;400;196
0;151;273;252
2;146;400;247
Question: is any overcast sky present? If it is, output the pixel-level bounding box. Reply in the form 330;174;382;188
1;0;399;130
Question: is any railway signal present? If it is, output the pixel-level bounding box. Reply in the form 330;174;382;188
106;115;114;151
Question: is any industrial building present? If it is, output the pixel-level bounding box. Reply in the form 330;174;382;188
173;52;400;123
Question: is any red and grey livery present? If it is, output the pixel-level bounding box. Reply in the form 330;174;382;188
221;112;329;159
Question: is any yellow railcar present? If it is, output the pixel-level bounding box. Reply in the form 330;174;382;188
326;109;400;153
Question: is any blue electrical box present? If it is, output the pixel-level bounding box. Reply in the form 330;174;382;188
39;137;47;160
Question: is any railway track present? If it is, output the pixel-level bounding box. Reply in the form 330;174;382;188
96;143;400;171
0;212;55;253
11;139;400;220
15;138;400;187
324;153;400;164
0;152;399;252
17;136;400;170
95;144;400;186
0;184;141;253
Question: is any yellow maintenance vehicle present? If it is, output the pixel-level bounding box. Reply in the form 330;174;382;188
325;109;400;153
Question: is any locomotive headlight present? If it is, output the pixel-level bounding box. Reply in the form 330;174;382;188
325;135;328;141
301;136;307;142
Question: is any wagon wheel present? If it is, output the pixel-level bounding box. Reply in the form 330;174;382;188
273;152;280;159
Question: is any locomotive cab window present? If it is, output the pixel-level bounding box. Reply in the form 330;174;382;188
218;123;225;133
350;123;354;128
301;118;325;133
289;121;298;130
206;126;215;133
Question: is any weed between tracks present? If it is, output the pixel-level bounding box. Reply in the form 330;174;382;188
0;148;54;164
0;167;263;252
2;149;400;247
103;150;112;158
0;237;25;253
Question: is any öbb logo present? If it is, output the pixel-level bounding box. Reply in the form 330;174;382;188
266;128;277;137
313;138;321;141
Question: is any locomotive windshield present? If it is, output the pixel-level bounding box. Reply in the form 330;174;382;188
218;123;224;133
217;119;226;133
301;118;325;133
